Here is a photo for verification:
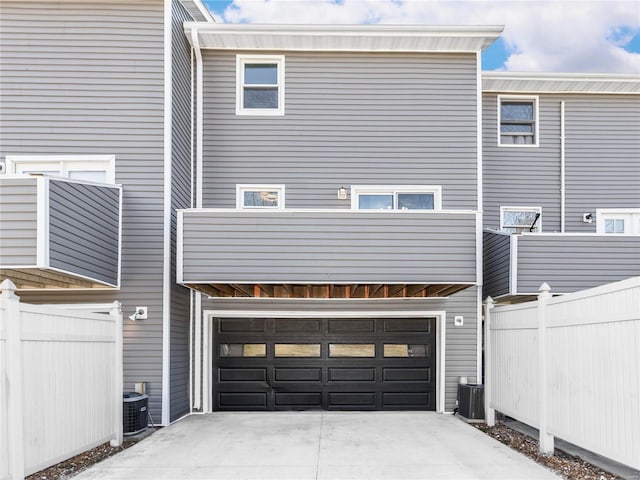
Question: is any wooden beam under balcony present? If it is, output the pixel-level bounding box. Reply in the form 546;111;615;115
0;268;114;291
185;283;472;299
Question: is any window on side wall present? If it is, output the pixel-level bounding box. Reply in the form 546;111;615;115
236;185;285;209
6;155;115;183
351;186;442;210
596;209;640;234
498;96;538;146
500;206;542;233
236;55;285;116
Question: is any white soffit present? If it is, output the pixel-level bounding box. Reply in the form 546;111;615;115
483;72;640;94
179;0;215;22
183;23;504;52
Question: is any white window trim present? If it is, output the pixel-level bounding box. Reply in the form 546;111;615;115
500;206;542;232
5;154;116;184
497;95;539;147
236;55;285;116
350;185;442;210
236;184;286;209
596;208;640;234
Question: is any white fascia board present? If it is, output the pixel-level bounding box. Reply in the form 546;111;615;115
509;235;518;295
483;72;640;94
176;211;184;284
176;207;478;215
183;23;503;53
36;176;49;268
182;280;477;287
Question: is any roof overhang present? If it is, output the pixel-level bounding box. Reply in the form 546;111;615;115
178;0;215;22
483;72;640;94
183;23;503;53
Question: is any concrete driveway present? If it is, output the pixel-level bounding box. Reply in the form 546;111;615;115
74;412;559;479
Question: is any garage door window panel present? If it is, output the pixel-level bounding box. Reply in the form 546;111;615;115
329;344;376;358
274;344;321;358
220;343;266;357
384;344;430;357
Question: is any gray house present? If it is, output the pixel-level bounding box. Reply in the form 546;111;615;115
482;73;640;303
0;0;213;425
178;23;502;413
1;1;638;424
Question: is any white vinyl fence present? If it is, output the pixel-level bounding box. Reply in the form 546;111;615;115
485;276;640;470
0;279;123;480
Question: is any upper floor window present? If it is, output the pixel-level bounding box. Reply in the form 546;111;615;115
498;96;538;146
596;209;640;234
351;186;442;210
5;155;115;183
236;55;285;116
236;184;285;209
500;206;541;233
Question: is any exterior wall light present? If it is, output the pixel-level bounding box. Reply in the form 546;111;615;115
337;186;348;200
128;306;148;321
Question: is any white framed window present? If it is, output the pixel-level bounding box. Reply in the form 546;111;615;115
6;155;115;183
498;96;538;147
596;209;640;234
351;186;442;211
236;55;285;116
236;184;285;209
500;206;542;233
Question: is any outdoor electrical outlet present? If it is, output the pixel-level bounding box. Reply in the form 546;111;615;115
454;316;464;326
135;307;148;319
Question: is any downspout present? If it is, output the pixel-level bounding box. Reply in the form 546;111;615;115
191;26;204;412
161;0;173;426
188;46;194;415
475;51;483;385
560;101;566;232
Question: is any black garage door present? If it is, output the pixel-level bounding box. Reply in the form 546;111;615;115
213;317;436;411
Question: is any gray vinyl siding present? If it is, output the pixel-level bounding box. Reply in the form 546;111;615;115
564;95;640;232
0;177;38;266
48;179;120;286
482;231;511;299
483;93;640;233
169;0;194;422
0;0;166;421
482;94;561;232
515;235;640;293
202;287;479;412
201;52;479;210
180;210;477;284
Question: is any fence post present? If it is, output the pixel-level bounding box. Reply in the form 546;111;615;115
109;301;123;447
484;296;496;426
1;279;25;479
538;282;554;455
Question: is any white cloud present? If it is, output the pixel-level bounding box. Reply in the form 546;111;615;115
215;0;640;73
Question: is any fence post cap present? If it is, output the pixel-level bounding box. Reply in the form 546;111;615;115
485;296;495;307
538;282;551;294
0;279;19;299
109;300;122;313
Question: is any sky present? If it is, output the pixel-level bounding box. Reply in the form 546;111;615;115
202;0;640;73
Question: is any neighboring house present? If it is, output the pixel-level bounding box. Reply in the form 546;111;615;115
1;2;638;423
482;73;640;303
0;0;213;425
179;23;501;412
